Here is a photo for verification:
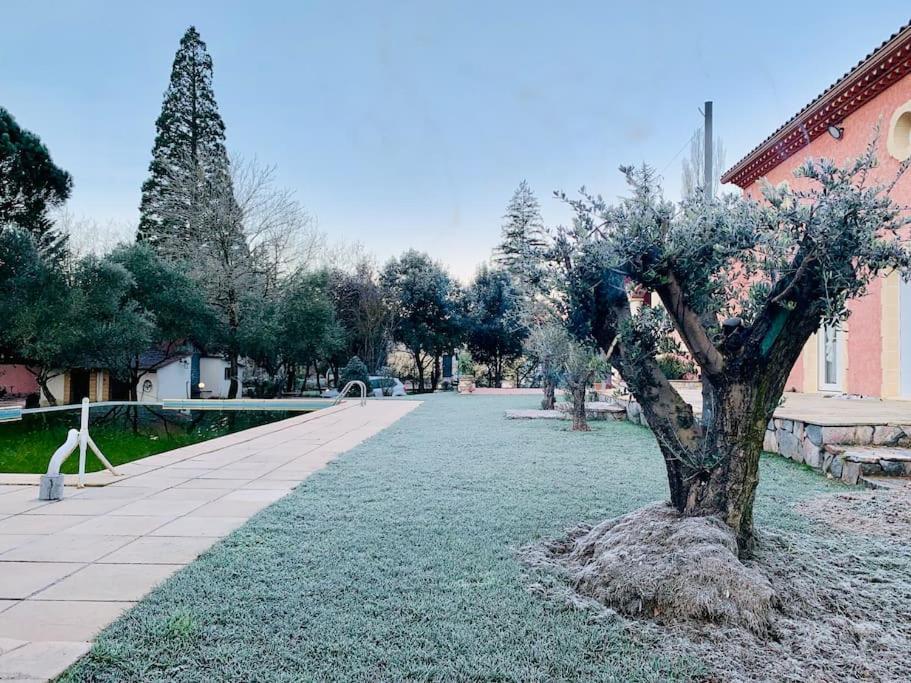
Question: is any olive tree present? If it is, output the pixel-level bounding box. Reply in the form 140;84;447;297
551;145;910;554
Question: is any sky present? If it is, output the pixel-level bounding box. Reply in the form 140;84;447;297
3;2;911;280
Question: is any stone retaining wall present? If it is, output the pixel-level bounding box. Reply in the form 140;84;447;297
613;396;911;484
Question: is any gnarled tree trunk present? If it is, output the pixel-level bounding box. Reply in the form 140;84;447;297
569;384;589;431
541;379;556;410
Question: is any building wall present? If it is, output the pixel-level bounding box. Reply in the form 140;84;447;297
200;357;234;398
138;361;191;402
44;374;66;406
744;70;911;398
0;365;38;397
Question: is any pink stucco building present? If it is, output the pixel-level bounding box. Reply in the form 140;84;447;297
0;364;39;398
722;21;911;399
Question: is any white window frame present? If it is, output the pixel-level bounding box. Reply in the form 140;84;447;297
817;324;843;392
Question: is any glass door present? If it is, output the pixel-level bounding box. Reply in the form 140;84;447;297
818;325;842;392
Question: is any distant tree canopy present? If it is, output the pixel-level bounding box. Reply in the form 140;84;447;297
463;265;527;387
381;250;462;391
0;107;72;262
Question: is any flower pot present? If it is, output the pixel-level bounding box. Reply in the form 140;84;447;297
458;375;475;393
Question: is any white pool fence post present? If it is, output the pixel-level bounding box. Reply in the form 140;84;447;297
77;397;89;487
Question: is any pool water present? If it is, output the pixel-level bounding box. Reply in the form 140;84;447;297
0;405;298;474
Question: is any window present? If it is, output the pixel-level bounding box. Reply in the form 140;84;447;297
887;102;911;160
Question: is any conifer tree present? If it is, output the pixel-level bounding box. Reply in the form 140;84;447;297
495;180;547;271
137;26;235;253
0;107;72;263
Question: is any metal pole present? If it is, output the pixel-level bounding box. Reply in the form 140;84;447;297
704;100;713;199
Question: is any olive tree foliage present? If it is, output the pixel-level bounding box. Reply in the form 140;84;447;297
524;322;570;410
561;340;605;432
540;143;910;554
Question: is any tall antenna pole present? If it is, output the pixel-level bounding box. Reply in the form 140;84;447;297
704;100;713;199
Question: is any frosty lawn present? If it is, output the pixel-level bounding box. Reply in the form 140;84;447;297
62;393;883;682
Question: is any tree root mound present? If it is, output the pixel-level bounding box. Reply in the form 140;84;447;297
522;501;911;682
524;502;775;633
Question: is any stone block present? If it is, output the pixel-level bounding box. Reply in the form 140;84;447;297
872;425;904;446
777;429;801;461
819;425;857;445
880;459;906;476
854;426;874;445
779;419;794;433
625;401;641;424
841;461;861;485
829;456;844;479
763;429;778;453
801;439;823;469
793;420;805;441
804;424;823;446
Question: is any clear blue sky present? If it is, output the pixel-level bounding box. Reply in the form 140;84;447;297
4;2;910;278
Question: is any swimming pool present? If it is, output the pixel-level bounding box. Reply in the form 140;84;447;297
0;403;321;474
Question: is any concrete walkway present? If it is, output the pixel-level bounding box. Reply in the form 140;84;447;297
0;399;419;681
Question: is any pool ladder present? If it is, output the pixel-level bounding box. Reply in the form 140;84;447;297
333;380;368;407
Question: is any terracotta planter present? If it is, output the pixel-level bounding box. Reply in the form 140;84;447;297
458;375;475;393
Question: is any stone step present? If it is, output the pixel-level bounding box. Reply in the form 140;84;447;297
822;445;911;484
858;475;911;491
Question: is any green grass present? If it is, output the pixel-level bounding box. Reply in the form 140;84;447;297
62;394;843;682
0;406;296;474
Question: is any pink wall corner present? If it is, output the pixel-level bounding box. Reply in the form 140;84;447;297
784;357;803;393
846;279;883;396
0;364;39;396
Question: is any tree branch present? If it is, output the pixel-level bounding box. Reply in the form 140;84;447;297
654;270;724;376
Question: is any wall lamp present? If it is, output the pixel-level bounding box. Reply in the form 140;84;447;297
827;124;844;140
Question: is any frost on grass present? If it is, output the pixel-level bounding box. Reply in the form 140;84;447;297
522;499;911;683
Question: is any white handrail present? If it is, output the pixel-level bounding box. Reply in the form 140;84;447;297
39;398;119;499
333;380;367;407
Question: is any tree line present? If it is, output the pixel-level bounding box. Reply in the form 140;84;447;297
0;27;535;405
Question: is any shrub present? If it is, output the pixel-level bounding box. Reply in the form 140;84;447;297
457;350;475;375
657;354;696;381
339;356;370;394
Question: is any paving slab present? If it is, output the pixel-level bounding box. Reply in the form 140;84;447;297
0;399;420;680
0;600;132;642
0;640;91;681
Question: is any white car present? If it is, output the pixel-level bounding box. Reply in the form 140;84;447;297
368;376;407;397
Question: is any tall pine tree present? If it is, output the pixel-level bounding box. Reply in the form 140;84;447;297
495;180;549;306
0;107;72;263
138;26;235;253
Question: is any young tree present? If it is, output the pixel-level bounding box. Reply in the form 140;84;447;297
525;322;570;410
328;260;393;376
463;266;527;387
0;108;72;262
561;340;604;432
381;250;461;392
553;146;910;554
138;26;235;252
